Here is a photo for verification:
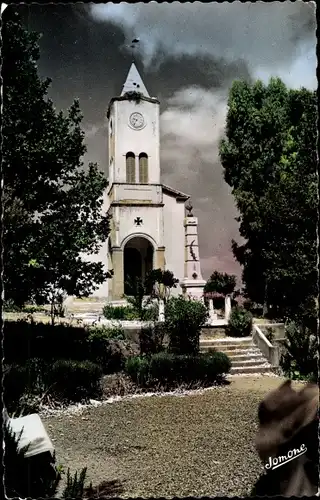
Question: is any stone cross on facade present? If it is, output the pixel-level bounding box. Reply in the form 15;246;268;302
134;217;143;226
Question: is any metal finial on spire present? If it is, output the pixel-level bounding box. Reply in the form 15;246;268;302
130;38;140;62
185;201;194;217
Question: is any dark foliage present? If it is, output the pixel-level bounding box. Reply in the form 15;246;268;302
125;351;231;388
139;322;167;355
280;321;318;383
226;306;253;337
165;297;208;355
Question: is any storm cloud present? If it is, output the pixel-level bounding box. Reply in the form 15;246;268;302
14;1;316;280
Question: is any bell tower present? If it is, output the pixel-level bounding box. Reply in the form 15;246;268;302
107;63;160;186
106;64;165;301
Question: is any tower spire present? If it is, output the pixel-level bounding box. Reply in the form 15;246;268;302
121;62;150;97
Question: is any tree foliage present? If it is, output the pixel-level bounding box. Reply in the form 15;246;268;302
220;78;317;327
204;270;236;296
280;321;317;383
3;9;111;307
165;296;208;355
146;268;179;302
124;268;179;320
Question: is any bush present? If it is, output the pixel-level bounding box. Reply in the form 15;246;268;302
4;358;49;412
103;305;136;320
165;296;208;355
4;320;91;364
280;321;317;382
88;324;125;341
143;302;159;321
226;306;253;337
62;467;87;498
139;322;166;355
125;350;231;388
125;356;150;386
200;351;232;380
4;364;28;410
46;360;103;400
102;303;159;321
4;321;126;366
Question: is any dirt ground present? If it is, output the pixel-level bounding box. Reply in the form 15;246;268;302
43;376;306;498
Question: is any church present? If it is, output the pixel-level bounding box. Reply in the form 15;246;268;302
93;63;206;302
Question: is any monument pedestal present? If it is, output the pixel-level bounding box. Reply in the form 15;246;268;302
180;279;206;302
181;205;205;301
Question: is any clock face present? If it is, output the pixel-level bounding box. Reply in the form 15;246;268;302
129;112;145;130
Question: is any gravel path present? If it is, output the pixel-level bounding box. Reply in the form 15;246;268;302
42;377;305;498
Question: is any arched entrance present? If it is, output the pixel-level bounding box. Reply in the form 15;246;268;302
123;236;154;295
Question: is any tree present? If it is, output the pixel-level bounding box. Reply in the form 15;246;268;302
146;268;179;303
219;78;317;327
2;9;112;310
124;269;178;320
204;270;236;296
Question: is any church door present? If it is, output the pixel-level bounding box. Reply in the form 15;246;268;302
124;247;142;295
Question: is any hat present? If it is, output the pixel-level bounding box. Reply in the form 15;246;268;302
255;379;319;462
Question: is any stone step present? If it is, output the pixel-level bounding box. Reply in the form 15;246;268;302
230;365;272;375
200;337;252;344
222;353;265;361
200;339;254;349
200;344;256;353
231;359;266;367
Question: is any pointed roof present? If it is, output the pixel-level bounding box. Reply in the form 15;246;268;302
121;63;150;97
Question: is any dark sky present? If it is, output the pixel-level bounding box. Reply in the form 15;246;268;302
6;1;317;280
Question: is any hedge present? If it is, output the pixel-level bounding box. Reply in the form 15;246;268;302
46;360;103;400
4;358;103;410
4;321;126;371
125;350;231;388
4;321;90;364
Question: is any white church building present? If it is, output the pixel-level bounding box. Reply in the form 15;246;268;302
92;63;206;302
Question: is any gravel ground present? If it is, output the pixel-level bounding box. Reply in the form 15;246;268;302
42;377;305;498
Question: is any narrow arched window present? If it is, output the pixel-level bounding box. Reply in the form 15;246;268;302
139;153;148;184
126;152;136;183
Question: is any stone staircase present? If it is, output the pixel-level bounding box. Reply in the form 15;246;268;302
200;337;273;375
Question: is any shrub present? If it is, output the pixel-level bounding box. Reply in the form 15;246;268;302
280;321;318;382
62;467;88;498
47;360;103;400
4;364;28;410
143;302;159;321
165;296;208;355
243;300;264;318
103;304;137;320
139;322;166;355
87;324;125;341
200;351;232;380
125;356;150;386
101;339;140;374
125;351;231;388
226;306;253;337
4;320;91;364
103;304;159;321
4;358;49;412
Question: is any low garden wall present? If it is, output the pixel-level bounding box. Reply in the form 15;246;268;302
252;324;280;367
